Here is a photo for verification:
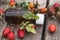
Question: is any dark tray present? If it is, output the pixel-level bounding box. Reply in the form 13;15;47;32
5;8;35;24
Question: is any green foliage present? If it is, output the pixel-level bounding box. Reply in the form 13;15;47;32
23;12;39;20
20;22;36;34
20;2;29;10
26;24;36;34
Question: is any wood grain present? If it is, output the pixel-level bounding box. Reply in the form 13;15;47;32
45;18;60;40
0;5;43;40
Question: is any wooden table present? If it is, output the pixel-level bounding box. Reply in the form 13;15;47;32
1;5;60;40
0;5;43;40
0;20;43;40
45;18;60;40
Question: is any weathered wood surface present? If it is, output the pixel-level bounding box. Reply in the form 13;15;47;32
45;18;60;40
0;19;43;40
1;3;60;40
0;5;43;40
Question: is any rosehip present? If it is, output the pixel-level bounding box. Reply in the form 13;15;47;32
9;1;15;7
53;2;60;7
7;32;15;40
17;29;25;38
0;9;5;13
49;24;56;33
10;0;15;1
2;27;11;37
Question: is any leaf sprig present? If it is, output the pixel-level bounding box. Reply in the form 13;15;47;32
20;21;36;34
23;12;39;20
26;24;36;34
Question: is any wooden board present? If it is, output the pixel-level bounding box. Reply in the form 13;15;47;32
0;5;43;40
0;20;43;40
45;18;60;40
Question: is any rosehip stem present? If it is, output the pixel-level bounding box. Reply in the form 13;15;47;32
11;24;16;32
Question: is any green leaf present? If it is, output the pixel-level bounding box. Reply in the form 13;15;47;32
26;26;30;32
21;2;29;9
23;12;39;20
25;21;29;24
20;26;25;30
23;13;30;19
22;22;26;26
34;15;40;20
26;24;36;34
30;28;36;34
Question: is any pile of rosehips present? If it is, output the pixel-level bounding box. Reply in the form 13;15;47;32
2;23;36;40
2;27;15;40
2;27;26;40
49;2;60;16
